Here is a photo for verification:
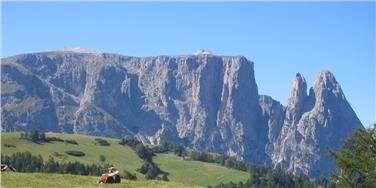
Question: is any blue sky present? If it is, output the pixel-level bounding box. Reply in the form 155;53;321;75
2;2;375;127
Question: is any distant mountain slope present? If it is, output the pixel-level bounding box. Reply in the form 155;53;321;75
1;50;363;177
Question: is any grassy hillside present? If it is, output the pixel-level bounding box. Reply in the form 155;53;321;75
1;132;144;177
1;132;249;187
155;153;250;186
1;172;202;188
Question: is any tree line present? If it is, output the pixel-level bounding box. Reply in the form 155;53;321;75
1;152;109;176
20;131;47;142
210;167;335;188
20;131;78;145
119;137;169;181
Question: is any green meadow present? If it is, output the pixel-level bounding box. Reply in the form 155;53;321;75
1;132;249;187
1;172;202;188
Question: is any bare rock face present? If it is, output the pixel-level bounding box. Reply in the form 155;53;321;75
259;95;285;165
1;51;363;177
272;71;363;177
1;59;59;132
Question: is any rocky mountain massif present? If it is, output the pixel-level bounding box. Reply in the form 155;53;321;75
1;49;363;177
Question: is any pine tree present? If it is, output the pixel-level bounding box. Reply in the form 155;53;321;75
329;124;376;188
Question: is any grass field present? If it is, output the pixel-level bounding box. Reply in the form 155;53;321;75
1;132;144;177
1;132;249;187
1;172;202;188
154;153;249;186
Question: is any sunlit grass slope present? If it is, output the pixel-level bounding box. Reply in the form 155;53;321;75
1;132;249;187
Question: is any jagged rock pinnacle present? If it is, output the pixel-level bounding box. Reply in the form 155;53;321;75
314;70;338;86
288;73;307;109
313;70;343;98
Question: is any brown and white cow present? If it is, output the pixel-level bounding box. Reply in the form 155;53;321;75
97;167;121;184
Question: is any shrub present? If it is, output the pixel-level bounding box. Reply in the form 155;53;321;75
3;144;16;148
137;161;164;180
47;137;64;142
123;170;137;180
150;141;186;157
160;173;169;181
20;131;47;143
65;150;85;157
118;137;141;148
65;139;78;145
135;143;154;161
95;138;110;146
99;155;106;162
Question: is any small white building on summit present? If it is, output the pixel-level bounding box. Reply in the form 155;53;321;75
194;49;214;56
60;47;100;54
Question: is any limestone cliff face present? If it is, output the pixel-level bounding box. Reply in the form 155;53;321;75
272;71;363;177
1;58;59;132
1;50;363;177
0;52;265;161
259;95;285;165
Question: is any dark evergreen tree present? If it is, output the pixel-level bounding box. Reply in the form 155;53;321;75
328;124;376;188
135;143;153;161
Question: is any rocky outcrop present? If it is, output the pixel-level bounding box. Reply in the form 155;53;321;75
1;50;363;177
272;71;363;177
1;60;59;132
259;95;286;165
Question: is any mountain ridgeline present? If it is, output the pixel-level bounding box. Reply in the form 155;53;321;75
1;50;363;177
